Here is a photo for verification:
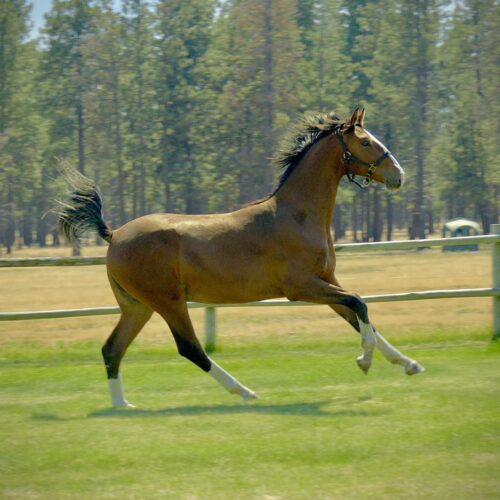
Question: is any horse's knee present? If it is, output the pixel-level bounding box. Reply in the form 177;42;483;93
172;331;211;372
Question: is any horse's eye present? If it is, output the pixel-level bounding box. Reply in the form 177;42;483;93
362;140;371;147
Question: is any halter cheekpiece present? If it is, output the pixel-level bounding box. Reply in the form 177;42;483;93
336;130;390;189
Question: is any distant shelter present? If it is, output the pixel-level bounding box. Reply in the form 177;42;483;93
442;218;481;252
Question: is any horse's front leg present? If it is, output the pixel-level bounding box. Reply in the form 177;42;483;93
329;303;424;376
287;277;377;373
288;276;424;375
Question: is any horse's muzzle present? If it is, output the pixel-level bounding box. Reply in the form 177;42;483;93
385;158;404;191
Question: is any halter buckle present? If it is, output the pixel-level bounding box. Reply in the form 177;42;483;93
362;164;376;187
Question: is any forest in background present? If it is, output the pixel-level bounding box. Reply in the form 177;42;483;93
0;0;498;254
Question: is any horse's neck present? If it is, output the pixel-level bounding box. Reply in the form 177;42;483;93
274;137;343;231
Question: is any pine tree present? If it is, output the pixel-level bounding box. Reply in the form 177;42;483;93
122;0;155;217
340;0;383;241
83;0;129;225
203;0;304;205
40;0;95;174
357;0;441;239
153;0;215;213
430;0;499;233
39;0;96;252
0;0;34;253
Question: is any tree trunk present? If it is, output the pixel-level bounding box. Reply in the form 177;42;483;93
110;45;126;225
164;182;173;213
77;98;85;174
478;202;491;234
410;2;429;240
333;205;344;241
51;228;60;247
427;196;434;234
262;0;274;194
37;167;48;247
372;187;383;241
72;241;81;256
132;167;138;220
5;203;15;254
37;218;47;247
185;142;198;214
386;194;393;241
139;160;146;215
361;191;372;242
352;195;358;242
23;217;32;246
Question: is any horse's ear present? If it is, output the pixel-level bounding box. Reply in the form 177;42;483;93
348;108;360;126
358;108;366;127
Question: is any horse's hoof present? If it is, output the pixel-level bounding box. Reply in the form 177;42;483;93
356;355;371;375
113;401;136;409
241;389;258;401
405;360;425;376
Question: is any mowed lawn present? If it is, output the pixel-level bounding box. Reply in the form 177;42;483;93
0;247;499;498
0;337;499;499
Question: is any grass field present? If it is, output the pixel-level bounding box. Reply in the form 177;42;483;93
1;247;498;498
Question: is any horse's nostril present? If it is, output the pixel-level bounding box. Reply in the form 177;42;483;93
386;176;403;191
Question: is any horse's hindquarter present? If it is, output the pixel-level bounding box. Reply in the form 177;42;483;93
106;214;185;304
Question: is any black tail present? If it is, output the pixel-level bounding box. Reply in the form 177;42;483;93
52;164;112;245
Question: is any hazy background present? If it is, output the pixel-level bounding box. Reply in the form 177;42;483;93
0;0;498;254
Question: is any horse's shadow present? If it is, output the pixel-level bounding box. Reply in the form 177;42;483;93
32;398;385;421
87;399;383;419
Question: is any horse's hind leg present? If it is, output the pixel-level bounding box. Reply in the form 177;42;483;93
329;303;424;375
102;280;153;407
153;300;257;400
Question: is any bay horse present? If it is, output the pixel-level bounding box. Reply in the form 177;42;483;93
55;108;424;408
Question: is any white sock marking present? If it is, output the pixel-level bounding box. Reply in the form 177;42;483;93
373;328;425;375
108;375;135;408
355;317;376;373
373;328;406;365
208;359;257;400
358;319;376;347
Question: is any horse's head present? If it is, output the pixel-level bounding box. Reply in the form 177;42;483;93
338;108;404;191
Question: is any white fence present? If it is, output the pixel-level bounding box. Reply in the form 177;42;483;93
1;226;499;350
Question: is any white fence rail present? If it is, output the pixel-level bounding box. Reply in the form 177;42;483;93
1;227;499;349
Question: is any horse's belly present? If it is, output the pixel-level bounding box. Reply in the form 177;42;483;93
187;282;283;304
184;265;283;304
187;286;281;304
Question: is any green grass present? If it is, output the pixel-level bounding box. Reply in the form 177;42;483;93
1;332;499;499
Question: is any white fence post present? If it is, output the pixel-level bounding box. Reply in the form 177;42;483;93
204;306;217;353
493;224;500;340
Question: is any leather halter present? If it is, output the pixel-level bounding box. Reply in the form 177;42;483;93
336;130;390;189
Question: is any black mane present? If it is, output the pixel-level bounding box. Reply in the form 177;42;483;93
271;111;342;194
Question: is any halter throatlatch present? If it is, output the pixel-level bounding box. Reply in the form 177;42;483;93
336;131;390;189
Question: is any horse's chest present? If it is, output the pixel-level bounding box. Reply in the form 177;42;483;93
301;236;335;276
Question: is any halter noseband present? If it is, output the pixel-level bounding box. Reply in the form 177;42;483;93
336;130;390;189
